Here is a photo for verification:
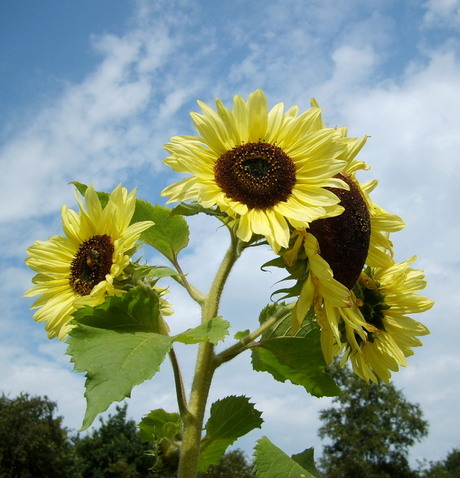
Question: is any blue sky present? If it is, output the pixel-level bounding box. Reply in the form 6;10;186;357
1;0;460;468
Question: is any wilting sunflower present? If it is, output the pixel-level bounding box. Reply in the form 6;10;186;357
161;89;351;252
284;127;432;379
291;231;368;364
24;185;154;340
344;259;433;383
291;236;432;382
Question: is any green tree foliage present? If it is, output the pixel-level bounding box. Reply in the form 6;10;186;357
318;365;428;478
199;449;255;478
73;404;156;477
0;393;78;478
0;392;258;478
419;448;460;477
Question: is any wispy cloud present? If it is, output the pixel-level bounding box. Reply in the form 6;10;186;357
423;0;460;28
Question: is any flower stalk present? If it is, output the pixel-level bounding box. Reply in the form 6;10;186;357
177;231;243;477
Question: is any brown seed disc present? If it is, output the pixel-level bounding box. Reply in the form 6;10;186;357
214;142;296;209
69;234;114;295
309;173;371;289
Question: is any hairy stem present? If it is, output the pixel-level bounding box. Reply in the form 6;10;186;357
169;348;189;418
177;232;242;478
172;258;206;305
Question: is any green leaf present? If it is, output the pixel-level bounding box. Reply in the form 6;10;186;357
251;331;340;398
174;317;230;345
234;329;251;340
253;437;318;478
131;200;189;262
291;448;322;478
198;396;263;472
259;304;318;340
66;285;173;430
138;409;181;442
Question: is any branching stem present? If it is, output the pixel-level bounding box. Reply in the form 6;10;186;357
214;302;294;365
177;231;242;478
172;258;206;305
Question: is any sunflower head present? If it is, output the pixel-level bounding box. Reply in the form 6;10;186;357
162;89;356;252
24;185;154;340
69;234;115;296
343;260;433;383
309;172;371;289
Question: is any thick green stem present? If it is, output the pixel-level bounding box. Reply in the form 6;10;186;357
177;233;242;478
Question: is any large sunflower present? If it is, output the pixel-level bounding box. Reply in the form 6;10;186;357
24;185;154;340
161;89;351;252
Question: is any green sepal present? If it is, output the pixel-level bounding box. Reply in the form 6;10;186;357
198;396;263;472
261;251;309;302
138;409;182;475
253;437;320;478
138;409;181;442
170;202;227;219
130;264;182;281
174;317;230;345
131;201;189;262
66;285;173;430
251;330;340;398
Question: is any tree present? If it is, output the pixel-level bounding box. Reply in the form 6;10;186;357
199;449;255;478
419;448;460;477
318;365;428;478
73;404;156;477
0;393;78;478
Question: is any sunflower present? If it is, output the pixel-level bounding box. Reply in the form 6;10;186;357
161;89;351;252
344;259;433;383
335;126;406;268
283;127;432;380
291;231;368;364
24;185;154;340
291;236;432;382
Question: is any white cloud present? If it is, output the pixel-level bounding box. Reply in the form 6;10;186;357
423;0;460;28
0;17;200;224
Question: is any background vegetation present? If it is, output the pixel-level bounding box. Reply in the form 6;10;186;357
1;366;458;477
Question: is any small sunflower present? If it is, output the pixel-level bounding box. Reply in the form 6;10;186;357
161;89;351;252
344;259;433;383
24;185;154;340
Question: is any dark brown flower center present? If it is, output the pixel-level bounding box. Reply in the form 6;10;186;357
214;142;296;209
69;234;114;296
309;173;371;289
